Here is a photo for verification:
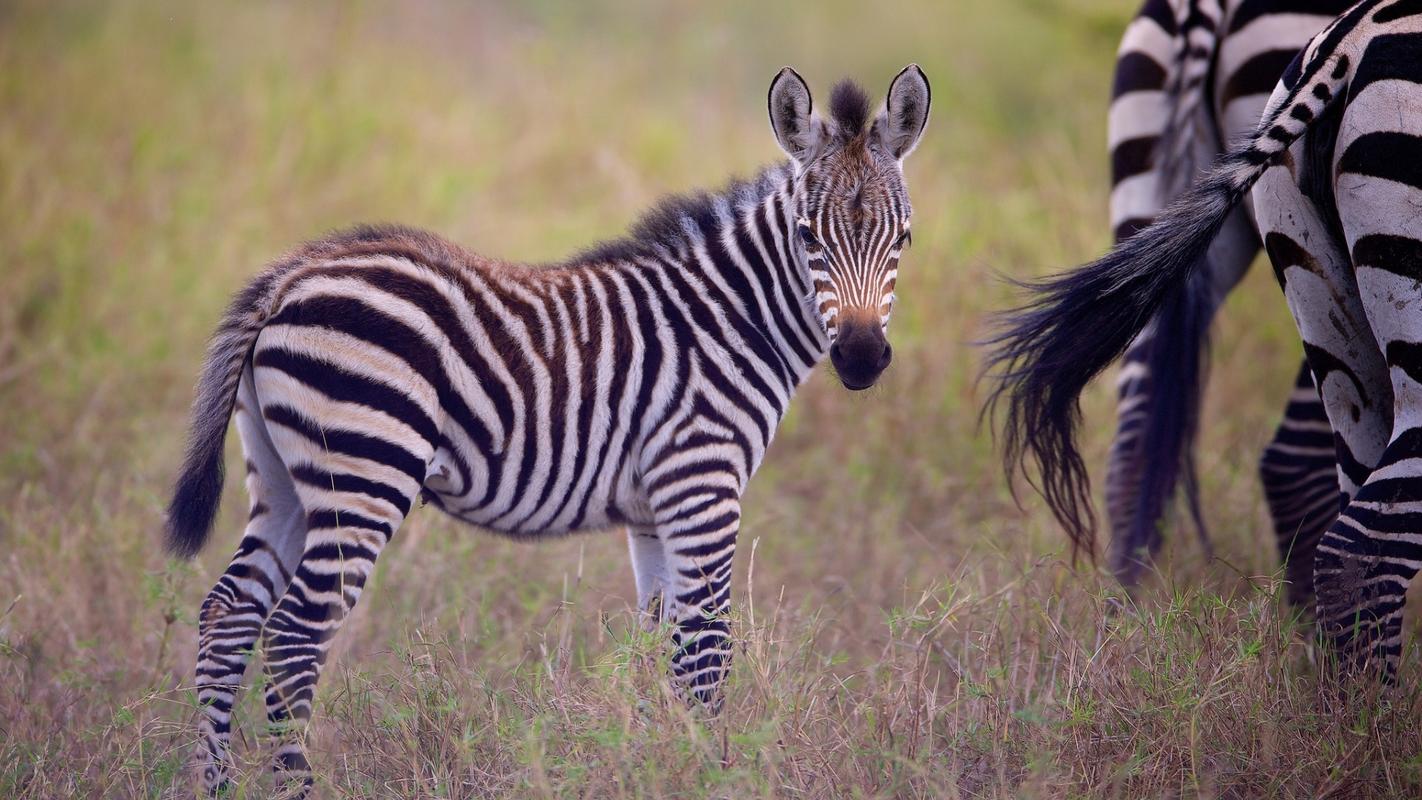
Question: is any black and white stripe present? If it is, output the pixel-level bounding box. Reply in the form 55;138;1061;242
168;66;930;794
990;0;1422;678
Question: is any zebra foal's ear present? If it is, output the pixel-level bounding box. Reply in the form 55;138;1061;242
873;64;931;160
768;66;824;165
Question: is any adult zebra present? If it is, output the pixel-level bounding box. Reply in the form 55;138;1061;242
1105;0;1354;598
168;66;930;794
990;0;1422;677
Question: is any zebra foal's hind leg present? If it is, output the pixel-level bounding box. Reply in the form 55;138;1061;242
250;347;432;795
196;367;307;795
254;426;423;794
628;525;671;631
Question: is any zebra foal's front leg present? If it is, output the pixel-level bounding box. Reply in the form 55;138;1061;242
641;473;741;713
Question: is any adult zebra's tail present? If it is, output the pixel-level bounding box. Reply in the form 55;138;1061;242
165;272;279;558
986;40;1353;560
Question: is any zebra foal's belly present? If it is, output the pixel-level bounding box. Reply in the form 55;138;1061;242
419;438;654;538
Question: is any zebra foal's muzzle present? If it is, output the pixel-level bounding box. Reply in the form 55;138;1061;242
829;315;892;391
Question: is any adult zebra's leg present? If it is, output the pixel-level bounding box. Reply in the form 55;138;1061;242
1103;0;1262;586
253;368;429;793
1105;213;1257;587
1106;331;1163;582
1258;362;1340;609
1255;107;1394;674
1104;0;1179;585
1313;86;1422;676
642;465;740;713
196;368;307;795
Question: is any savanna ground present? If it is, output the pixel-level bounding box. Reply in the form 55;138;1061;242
1;1;1419;797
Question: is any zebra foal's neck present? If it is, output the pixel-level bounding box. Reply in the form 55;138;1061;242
570;162;829;394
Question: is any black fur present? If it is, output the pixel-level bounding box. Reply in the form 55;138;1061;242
166;437;227;558
1300;91;1347;247
1129;261;1214;565
828;79;871;138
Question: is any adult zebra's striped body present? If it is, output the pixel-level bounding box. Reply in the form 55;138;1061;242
990;0;1422;677
169;66;930;794
1104;0;1351;595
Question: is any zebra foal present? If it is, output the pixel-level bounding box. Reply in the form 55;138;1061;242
167;66;930;794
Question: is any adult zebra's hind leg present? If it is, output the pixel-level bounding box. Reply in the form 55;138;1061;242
1102;0;1179;587
1105;212;1258;588
1313;88;1422;677
1258;362;1340;609
1313;318;1422;676
1102;0;1260;589
196;367;307;795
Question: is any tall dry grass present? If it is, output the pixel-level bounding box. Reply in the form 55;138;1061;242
1;1;1418;797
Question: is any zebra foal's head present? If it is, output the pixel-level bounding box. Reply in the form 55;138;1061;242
768;64;930;390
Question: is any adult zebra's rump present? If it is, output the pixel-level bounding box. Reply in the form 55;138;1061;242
990;0;1422;678
168;66;931;795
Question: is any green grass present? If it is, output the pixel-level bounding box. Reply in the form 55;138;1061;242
2;0;1420;797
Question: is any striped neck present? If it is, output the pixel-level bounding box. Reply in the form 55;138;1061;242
575;161;832;393
716;163;833;390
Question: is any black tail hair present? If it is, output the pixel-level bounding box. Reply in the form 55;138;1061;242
1127;261;1214;564
165;274;275;558
983;165;1245;560
984;33;1355;559
167;423;229;559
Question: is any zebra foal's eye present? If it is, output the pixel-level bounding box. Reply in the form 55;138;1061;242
797;224;819;247
894;230;912;250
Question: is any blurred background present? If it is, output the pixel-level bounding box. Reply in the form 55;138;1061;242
1;1;1416;797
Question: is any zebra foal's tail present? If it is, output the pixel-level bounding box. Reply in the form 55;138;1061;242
164;270;282;558
985;29;1357;559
